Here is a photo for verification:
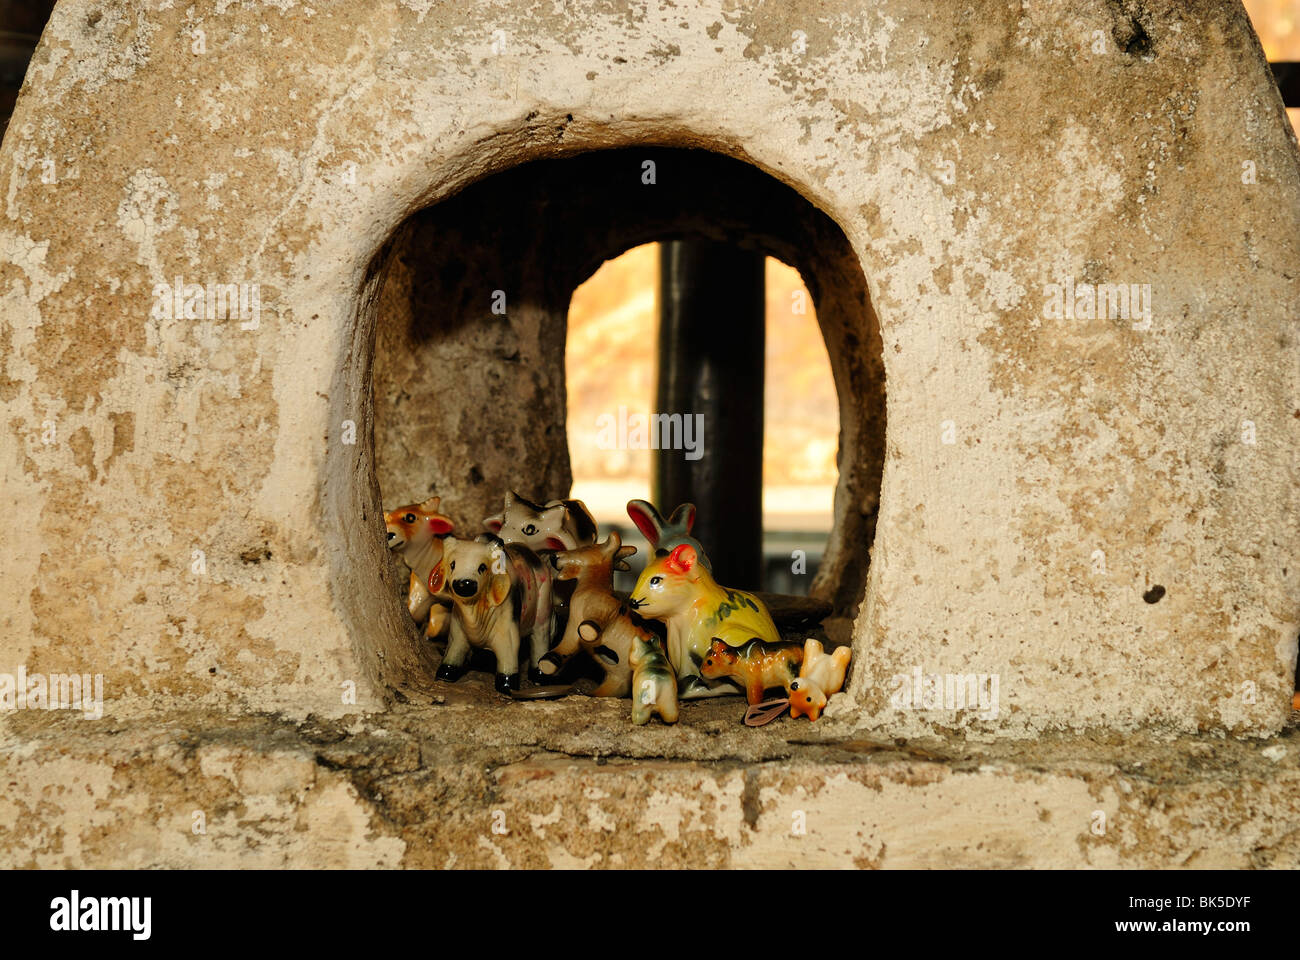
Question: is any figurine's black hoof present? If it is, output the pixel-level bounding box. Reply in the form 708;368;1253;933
528;665;550;684
496;672;522;694
436;663;466;683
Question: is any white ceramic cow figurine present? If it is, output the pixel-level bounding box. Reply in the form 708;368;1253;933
431;535;554;694
484;491;598;552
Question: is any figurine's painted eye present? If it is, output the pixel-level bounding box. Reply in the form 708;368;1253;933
649;576;662;586
404;514;416;523
522;523;537;536
449;561;456;570
477;563;487;574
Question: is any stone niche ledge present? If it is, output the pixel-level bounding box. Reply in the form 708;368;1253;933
2;683;1298;869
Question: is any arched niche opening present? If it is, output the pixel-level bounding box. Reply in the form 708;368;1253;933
351;146;883;697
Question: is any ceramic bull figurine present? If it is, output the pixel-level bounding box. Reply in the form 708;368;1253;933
788;639;852;721
431;535;554;694
699;637;804;705
485;491;598;552
384;496;455;640
540;532;638;693
629;633;678;725
628;542;781;699
626;499;711;570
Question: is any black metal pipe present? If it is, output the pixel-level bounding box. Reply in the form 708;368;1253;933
655;239;765;589
1272;62;1300;107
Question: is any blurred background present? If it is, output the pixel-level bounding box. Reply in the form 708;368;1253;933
567;244;836;594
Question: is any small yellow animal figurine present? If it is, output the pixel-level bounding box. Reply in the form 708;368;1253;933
699;638;804;705
384;496;455;640
788;639;852;721
628;543;781;699
629;634;678;725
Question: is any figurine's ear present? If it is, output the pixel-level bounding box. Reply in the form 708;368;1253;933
615;545;637;572
602;529;622;555
428;556;447;595
483;513;503;533
669;503;696;533
665;543;698;576
428;515;454;535
489;571;512;607
626;499;663;544
419;496;441;513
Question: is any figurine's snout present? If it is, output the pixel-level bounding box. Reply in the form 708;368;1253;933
386;530;400;549
452;578;478;598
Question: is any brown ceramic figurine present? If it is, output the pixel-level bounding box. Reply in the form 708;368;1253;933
628;542;781;699
541;532;639;694
384;496;455;640
699;637;804;705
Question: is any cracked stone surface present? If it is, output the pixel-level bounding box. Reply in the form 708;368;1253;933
2;682;1298;868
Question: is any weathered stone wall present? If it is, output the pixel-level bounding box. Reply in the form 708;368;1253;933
4;701;1299;868
0;0;1296;745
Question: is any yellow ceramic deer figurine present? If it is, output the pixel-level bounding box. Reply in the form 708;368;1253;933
628;543;781;699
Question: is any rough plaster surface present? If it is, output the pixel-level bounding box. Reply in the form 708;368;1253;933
0;0;1297;761
3;692;1299;868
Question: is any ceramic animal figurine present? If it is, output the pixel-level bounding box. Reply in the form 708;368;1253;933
629;634;679;725
485;491;598;552
788;639;853;721
628;542;780;699
384;496;455;640
699;638;804;705
626;499;711;570
541;533;639;693
430;535;554;694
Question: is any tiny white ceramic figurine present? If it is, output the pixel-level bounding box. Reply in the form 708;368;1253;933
629;542;781;699
788;639;852;721
384;496;455;640
485;491;598;552
430;535;554;694
629;633;679;725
